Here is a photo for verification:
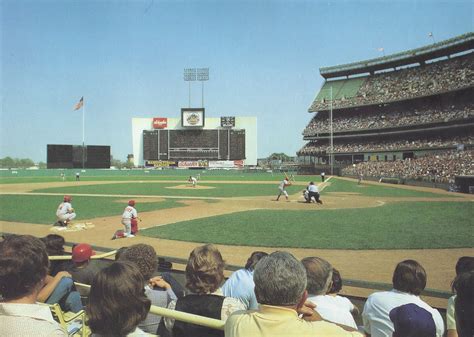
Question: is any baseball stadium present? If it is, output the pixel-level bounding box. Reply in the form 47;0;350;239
1;31;473;337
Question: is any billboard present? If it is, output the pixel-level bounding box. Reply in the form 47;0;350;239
181;108;205;127
152;117;168;129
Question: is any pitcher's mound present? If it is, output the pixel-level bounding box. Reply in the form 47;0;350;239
166;184;215;190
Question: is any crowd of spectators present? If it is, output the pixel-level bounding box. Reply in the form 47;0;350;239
298;136;473;156
310;53;474;111
342;149;473;183
2;234;473;336
303;100;473;136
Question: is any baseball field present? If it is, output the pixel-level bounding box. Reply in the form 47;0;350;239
1;169;473;307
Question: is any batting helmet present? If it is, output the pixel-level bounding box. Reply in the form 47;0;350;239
64;195;72;202
128;200;136;206
72;243;95;263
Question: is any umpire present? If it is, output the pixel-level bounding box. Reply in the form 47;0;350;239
307;182;323;204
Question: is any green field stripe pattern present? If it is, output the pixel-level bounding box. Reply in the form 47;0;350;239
323;178;458;198
32;179;451;199
0;195;187;225
141;201;474;249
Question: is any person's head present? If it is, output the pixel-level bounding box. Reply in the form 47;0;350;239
119;244;157;280
254;251;307;307
115;247;128;261
64;195;72;202
309;181;314;185
301;256;333;296
392;260;426;295
0;235;49;301
454;271;474;337
328;268;342;294
244;251;268;271
128;200;135;207
452;256;474;292
41;234;65;256
87;261;151;337
72;243;95;264
185;244;225;294
389;303;436;337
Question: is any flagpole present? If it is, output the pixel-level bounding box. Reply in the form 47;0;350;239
82;99;85;169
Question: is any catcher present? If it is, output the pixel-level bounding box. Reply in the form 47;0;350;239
55;195;76;226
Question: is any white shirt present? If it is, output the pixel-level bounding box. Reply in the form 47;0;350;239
122;206;137;220
279;179;289;190
362;289;444;337
308;294;357;329
0;302;67;337
307;184;319;193
56;202;73;217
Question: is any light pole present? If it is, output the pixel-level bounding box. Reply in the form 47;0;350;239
184;68;196;108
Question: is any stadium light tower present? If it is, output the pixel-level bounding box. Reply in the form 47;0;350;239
197;68;209;108
329;86;334;176
184;68;197;108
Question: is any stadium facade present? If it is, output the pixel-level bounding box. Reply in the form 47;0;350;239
299;32;473;184
132;115;257;167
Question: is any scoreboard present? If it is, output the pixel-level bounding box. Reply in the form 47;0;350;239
143;129;246;161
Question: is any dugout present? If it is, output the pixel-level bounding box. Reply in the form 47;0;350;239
455;175;474;194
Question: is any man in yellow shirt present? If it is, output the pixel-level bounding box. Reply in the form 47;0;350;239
225;251;364;337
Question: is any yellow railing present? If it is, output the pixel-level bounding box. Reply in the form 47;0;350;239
48;250;117;260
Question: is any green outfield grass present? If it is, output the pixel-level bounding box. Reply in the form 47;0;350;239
141;201;474;249
0;195;186;224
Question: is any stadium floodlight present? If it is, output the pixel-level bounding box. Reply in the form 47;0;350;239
184;68;197;107
197;68;210;108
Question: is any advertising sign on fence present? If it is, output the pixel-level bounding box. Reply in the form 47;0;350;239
145;160;177;168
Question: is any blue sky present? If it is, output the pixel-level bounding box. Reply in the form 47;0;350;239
1;0;472;162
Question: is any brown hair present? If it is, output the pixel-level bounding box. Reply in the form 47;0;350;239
119;244;158;280
392;260;426;295
245;251;268;271
41;234;66;256
0;235;49;300
301;256;333;296
87;261;151;337
185;244;225;294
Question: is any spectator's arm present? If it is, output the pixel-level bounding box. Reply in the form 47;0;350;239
37;271;71;302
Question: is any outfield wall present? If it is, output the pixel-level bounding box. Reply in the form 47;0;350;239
132;117;257;167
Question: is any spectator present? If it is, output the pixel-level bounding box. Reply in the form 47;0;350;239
41;234;71;276
453;271;474;337
302;257;357;329
328;269;360;319
87;261;151;337
0;234;67;336
362;260;444;337
165;244;245;337
447;257;474;337
119;244;177;334
225;251;364;337
222;251;268;310
67;243;101;285
37;270;83;313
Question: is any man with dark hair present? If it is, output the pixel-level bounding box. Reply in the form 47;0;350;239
0;235;67;336
225;251;364;337
362;260;444;337
222;251;268;309
454;270;474;337
119;244;177;334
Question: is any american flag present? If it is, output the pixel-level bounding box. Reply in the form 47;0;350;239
74;97;84;111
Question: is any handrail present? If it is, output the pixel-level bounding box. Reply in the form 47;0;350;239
48;250;117;261
149;305;225;330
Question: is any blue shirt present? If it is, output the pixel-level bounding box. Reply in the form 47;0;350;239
222;269;257;310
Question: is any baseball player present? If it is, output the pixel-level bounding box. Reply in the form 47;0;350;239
276;177;291;201
188;176;197;188
55;195;76;226
121;200;138;238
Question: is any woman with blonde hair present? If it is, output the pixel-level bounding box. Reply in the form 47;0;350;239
165;244;245;337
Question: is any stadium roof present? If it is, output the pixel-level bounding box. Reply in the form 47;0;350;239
320;32;474;79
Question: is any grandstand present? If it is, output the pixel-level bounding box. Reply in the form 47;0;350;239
299;32;474;185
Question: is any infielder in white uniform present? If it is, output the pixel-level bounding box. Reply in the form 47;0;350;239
122;200;138;237
188;176;197;188
276;177;291;201
56;195;76;226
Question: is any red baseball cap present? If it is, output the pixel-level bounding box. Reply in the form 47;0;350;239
72;243;95;263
